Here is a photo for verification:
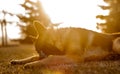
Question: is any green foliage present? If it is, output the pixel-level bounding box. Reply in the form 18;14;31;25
96;0;120;33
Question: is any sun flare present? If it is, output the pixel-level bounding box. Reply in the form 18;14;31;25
7;25;21;39
0;0;109;40
40;0;109;32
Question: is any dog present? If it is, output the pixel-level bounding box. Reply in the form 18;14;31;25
11;21;120;69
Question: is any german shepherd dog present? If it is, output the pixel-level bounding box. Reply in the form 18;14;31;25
11;21;120;69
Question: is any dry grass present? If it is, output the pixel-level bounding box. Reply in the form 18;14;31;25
0;44;120;74
0;44;37;74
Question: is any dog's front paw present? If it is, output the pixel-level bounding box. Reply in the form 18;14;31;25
23;63;36;69
10;60;19;65
24;61;44;69
10;60;24;65
24;64;32;69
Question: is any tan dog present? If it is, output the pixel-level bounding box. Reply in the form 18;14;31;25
11;21;120;69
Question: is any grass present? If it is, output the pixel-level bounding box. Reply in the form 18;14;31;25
0;44;120;74
0;44;37;74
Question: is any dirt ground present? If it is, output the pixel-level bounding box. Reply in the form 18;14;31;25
0;44;120;74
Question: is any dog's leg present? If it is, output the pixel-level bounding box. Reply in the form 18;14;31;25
24;55;76;69
11;55;40;65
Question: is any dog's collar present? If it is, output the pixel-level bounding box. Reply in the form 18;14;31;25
28;34;39;40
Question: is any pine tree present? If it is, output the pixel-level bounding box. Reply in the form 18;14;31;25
18;0;51;26
96;0;120;33
0;10;14;46
17;0;55;43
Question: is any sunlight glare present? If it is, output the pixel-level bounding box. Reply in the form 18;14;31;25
0;0;24;14
0;0;109;39
0;0;24;39
7;24;21;39
40;0;109;32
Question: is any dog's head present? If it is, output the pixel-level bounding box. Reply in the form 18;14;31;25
27;21;46;40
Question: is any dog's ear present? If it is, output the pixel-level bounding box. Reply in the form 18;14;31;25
33;21;46;34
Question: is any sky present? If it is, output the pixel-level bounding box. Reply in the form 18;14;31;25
0;0;24;39
0;0;109;39
40;0;109;30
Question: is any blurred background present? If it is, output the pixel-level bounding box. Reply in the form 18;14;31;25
0;0;119;47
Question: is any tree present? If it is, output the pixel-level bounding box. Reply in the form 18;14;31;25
18;0;52;26
0;10;15;46
17;0;54;43
0;14;7;46
96;0;120;33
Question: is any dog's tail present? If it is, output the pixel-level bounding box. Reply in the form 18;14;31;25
110;33;120;54
108;32;120;40
113;37;120;54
